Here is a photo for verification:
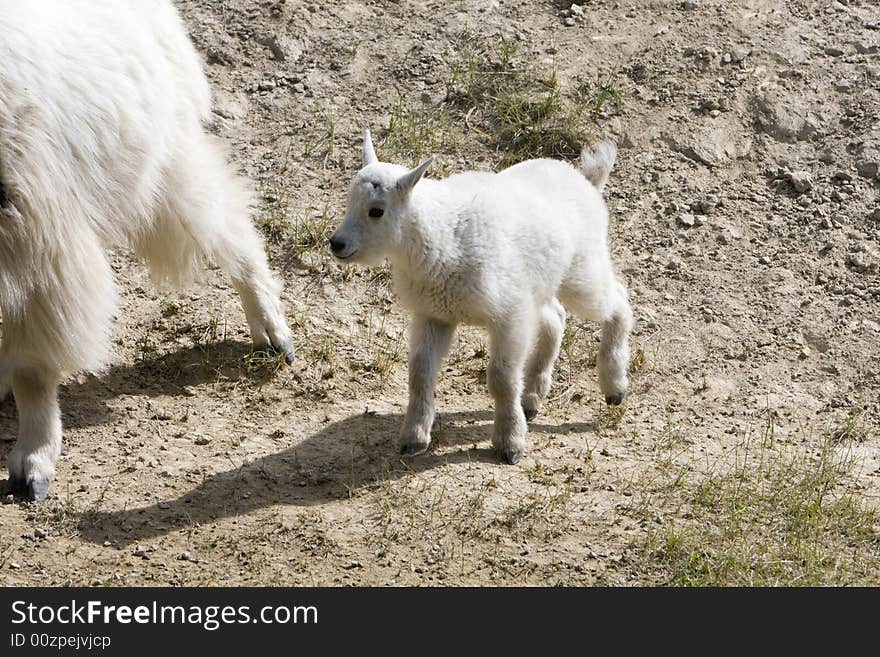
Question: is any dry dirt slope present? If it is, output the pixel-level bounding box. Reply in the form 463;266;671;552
1;0;879;585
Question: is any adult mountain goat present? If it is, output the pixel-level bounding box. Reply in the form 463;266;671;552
329;131;633;465
0;0;294;500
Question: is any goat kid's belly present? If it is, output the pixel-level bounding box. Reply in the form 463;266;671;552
393;274;497;327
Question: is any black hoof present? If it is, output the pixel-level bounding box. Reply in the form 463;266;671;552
523;407;538;422
2;474;48;500
400;442;429;456
605;393;625;406
2;474;25;496
501;450;523;465
269;339;295;366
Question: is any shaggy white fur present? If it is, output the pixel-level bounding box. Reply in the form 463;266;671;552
0;0;294;499
330;131;633;464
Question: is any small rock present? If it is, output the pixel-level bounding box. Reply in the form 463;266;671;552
823;46;844;56
193;435;211;446
730;46;749;63
563;17;576;27
678;213;696;227
178;551;192;561
699;196;720;214
9;562;21;570
798;347;811;360
847;253;870;273
869;208;880;223
787;170;813;193
856;159;879;179
34;528;47;539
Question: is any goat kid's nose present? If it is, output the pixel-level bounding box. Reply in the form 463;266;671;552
329;235;346;254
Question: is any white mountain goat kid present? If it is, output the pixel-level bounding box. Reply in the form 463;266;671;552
330;131;633;464
0;0;294;500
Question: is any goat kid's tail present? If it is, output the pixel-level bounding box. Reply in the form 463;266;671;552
578;139;618;193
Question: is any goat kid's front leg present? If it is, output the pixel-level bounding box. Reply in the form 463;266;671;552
400;317;455;456
4;368;62;501
489;318;534;465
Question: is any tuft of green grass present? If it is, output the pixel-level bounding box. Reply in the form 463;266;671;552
160;300;180;318
32;486;83;537
831;404;872;443
573;75;625;119
446;33;619;166
384;97;454;169
636;431;879;586
290;201;336;255
244;348;288;379
302;107;337;167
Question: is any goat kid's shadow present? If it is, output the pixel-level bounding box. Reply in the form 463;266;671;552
77;410;595;546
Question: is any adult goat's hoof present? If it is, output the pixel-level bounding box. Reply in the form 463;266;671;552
28;478;51;502
3;474;51;501
604;393;625;406
2;474;25;497
523;407;538;422
400;442;429;456
268;338;296;365
501;449;523;465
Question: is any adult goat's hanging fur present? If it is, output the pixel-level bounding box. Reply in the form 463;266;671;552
0;0;294;500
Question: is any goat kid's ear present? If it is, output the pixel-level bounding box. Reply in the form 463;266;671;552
396;157;434;195
363;129;378;167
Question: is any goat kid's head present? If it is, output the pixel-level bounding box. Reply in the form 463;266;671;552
329;129;433;265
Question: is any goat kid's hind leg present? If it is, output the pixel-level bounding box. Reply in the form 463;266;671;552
4;368;62;501
489;318;534;465
560;273;633;406
596;281;634;406
400;317;455;456
521;299;566;421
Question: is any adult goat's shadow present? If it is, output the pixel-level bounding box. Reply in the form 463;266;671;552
0;340;273;440
0;339;297;493
77;409;595;546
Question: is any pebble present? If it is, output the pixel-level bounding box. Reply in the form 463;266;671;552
193;435;211;446
678;213;696;227
178;551;192;561
699;195;720;214
788;170;813;193
34;528;47;539
564;17;576;27
847;253;870;273
856;159;879;179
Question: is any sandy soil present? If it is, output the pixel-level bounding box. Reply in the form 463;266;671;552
2;0;878;586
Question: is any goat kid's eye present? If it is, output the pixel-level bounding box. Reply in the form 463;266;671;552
368;207;384;219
